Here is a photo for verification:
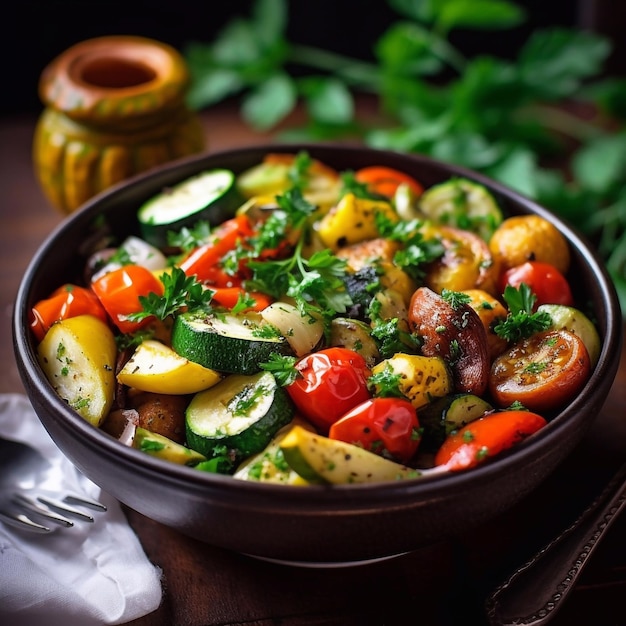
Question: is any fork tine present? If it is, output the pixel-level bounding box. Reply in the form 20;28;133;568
0;509;51;533
63;493;108;512
37;496;95;522
12;494;74;527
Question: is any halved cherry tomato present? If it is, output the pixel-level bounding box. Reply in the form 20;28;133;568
499;261;574;308
29;284;109;341
91;265;164;334
329;397;421;464
489;328;591;412
435;409;547;471
178;215;253;283
210;287;273;312
286;347;372;433
354;166;424;198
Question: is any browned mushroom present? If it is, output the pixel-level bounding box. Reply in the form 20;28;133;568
408;286;490;396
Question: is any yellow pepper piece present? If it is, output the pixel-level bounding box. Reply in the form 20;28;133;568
371;353;453;410
316;193;399;251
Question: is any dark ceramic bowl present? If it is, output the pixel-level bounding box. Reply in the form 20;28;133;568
13;144;622;565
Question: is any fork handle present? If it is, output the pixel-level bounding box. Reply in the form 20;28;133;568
485;461;626;625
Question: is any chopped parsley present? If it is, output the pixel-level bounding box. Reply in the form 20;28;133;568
368;362;406;399
339;171;380;200
375;213;445;281
129;267;214;322
229;384;267;416
231;292;258;314
167;220;213;252
494;283;552;343
259;353;299;386
524;361;548;375
441;289;472;310
368;298;421;358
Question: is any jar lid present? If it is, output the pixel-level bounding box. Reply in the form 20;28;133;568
38;35;191;122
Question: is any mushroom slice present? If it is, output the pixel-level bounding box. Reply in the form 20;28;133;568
408;287;490;396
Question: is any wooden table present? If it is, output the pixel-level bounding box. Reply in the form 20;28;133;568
2;105;626;626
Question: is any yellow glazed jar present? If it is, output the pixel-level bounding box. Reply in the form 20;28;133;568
33;35;206;214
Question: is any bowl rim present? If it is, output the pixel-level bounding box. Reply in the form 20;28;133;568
13;142;624;507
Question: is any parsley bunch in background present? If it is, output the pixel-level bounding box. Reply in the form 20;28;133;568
184;0;626;313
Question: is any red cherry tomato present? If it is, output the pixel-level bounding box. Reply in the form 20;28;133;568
29;284;109;341
499;261;574;308
354;166;424;198
435;409;547;471
489;329;591;412
286;347;372;433
91;265;164;334
329;397;421;464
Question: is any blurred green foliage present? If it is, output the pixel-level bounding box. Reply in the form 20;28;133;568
184;0;626;314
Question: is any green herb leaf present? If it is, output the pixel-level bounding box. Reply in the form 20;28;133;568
437;0;526;34
259;353;299;386
441;289;472;310
572;133;626;195
368;362;406;398
494;283;552;342
242;72;297;130
300;76;354;125
129;267;214;322
518;29;611;100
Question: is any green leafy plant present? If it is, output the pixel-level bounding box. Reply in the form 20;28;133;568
184;0;626;311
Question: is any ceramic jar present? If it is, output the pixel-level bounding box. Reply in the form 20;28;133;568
33;35;206;214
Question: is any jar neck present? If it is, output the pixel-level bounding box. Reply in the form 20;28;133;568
40;106;197;142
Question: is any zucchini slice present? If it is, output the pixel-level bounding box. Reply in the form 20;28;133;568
419;393;493;450
419;177;503;241
137;169;242;247
279;426;426;484
537;304;601;367
186;371;294;460
133;427;207;466
171;310;294;375
233;416;314;484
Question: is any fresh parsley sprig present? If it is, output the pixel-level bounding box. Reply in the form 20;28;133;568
259;353;300;386
167;221;213;252
441;289;472;310
368;297;421;358
367;362;406;399
184;0;626;313
128;267;214;322
247;241;352;318
494;283;552;343
375;213;445;281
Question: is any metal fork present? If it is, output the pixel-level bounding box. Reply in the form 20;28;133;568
485;459;626;625
0;435;107;533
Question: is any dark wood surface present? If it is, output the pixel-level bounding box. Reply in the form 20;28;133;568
2;106;626;626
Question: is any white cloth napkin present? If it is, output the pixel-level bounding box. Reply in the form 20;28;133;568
0;394;163;625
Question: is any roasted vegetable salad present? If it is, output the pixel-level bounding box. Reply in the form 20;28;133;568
30;151;601;484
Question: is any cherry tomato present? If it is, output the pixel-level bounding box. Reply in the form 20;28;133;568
354;166;424;198
435;410;547;471
489;328;591;412
499;261;574;308
91;265;164;334
178;215;253;283
29;284;109;342
286;347;372;433
329;397;421;464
